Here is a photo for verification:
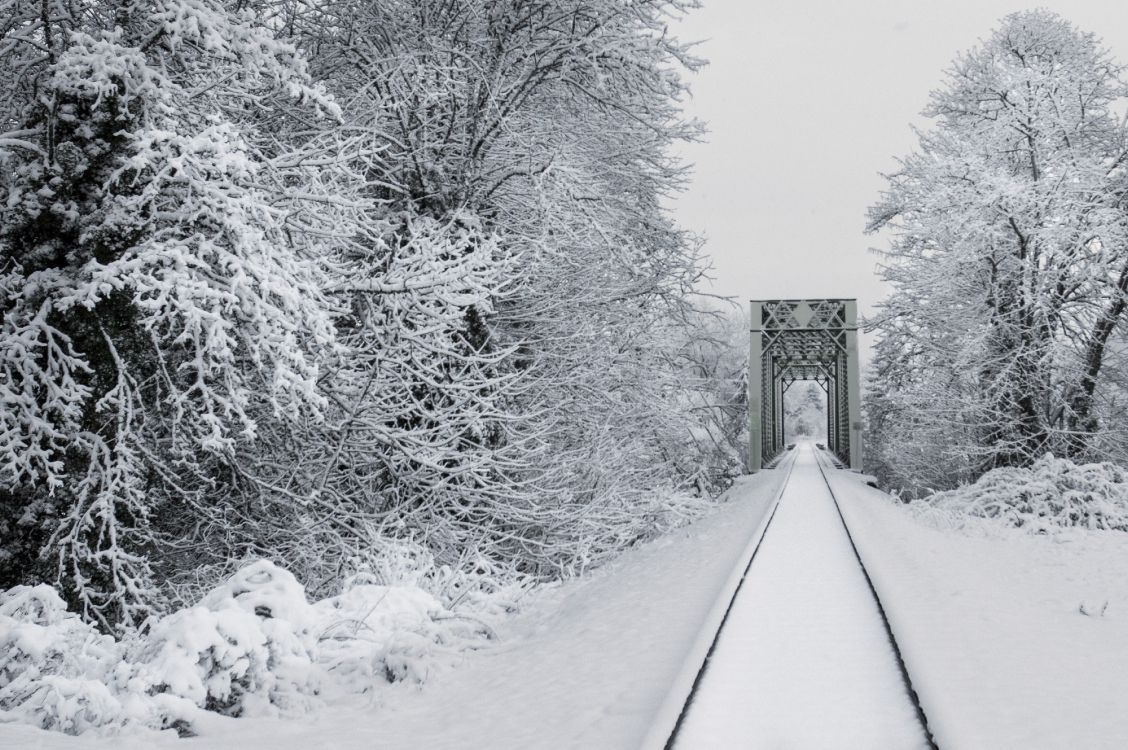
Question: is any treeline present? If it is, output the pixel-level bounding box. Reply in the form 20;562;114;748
0;0;738;630
867;10;1128;492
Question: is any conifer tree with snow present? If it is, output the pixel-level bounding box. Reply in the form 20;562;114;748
866;10;1128;491
785;382;827;444
0;0;348;628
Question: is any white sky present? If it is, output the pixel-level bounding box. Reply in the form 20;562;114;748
670;1;1128;322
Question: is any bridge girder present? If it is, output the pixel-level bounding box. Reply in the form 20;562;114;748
748;299;862;471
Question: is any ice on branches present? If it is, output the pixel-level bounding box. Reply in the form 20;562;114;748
0;0;348;628
866;10;1128;492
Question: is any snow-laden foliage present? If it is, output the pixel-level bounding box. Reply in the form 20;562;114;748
0;585;132;734
1;0;721;654
785;382;828;444
0;559;502;736
671;305;751;487
137;561;321;718
315;583;479;689
913;454;1128;534
270;0;721;579
866;10;1128;493
0;0;351;629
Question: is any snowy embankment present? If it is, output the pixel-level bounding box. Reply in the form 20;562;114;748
827;468;1128;749
1;470;787;750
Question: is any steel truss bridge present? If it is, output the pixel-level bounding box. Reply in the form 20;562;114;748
748;299;862;471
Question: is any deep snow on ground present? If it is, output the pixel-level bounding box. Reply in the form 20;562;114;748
673;444;929;749
8;450;1128;750
0;469;788;750
830;468;1128;749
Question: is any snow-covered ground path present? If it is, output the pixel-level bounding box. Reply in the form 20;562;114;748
672;444;931;749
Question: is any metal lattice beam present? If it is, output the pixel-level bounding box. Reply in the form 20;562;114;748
748;299;862;471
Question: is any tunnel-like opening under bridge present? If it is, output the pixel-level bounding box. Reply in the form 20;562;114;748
748;299;862;471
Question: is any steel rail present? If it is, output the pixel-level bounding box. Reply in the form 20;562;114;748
658;447;939;749
813;449;940;750
658;450;798;750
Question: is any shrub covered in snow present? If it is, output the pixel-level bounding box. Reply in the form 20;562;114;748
317;584;451;687
0;560;503;736
137;561;320;718
917;454;1128;533
309;545;517;693
0;585;130;733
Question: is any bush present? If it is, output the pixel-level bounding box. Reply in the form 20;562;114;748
138;561;320;717
919;454;1128;533
0;585;128;733
311;544;514;695
0;558;505;736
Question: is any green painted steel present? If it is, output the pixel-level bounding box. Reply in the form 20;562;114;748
747;299;862;471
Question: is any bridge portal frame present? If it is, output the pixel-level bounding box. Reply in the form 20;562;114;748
748;298;862;472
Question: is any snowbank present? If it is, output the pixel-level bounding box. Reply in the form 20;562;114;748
0;560;498;740
828;466;1128;749
918;453;1128;533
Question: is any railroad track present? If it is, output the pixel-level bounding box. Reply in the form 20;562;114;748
651;444;938;750
813;449;939;750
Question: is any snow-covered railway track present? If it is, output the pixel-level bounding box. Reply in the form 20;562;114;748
657;443;937;749
811;449;939;750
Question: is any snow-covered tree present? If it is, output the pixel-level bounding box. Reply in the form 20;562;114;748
674;304;751;487
1;0;721;625
867;10;1128;490
272;0;719;576
785;382;827;444
0;0;349;628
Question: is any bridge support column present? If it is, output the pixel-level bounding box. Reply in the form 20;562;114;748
845;300;863;470
827;370;837;455
772;362;784;459
747;301;763;473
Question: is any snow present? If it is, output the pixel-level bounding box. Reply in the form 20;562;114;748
0;469;788;749
829;466;1128;749
672;444;929;749
0;585;134;735
8;447;1127;749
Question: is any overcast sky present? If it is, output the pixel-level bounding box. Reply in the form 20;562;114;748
670;1;1128;324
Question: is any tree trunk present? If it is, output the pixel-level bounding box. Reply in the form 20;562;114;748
1065;261;1128;458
